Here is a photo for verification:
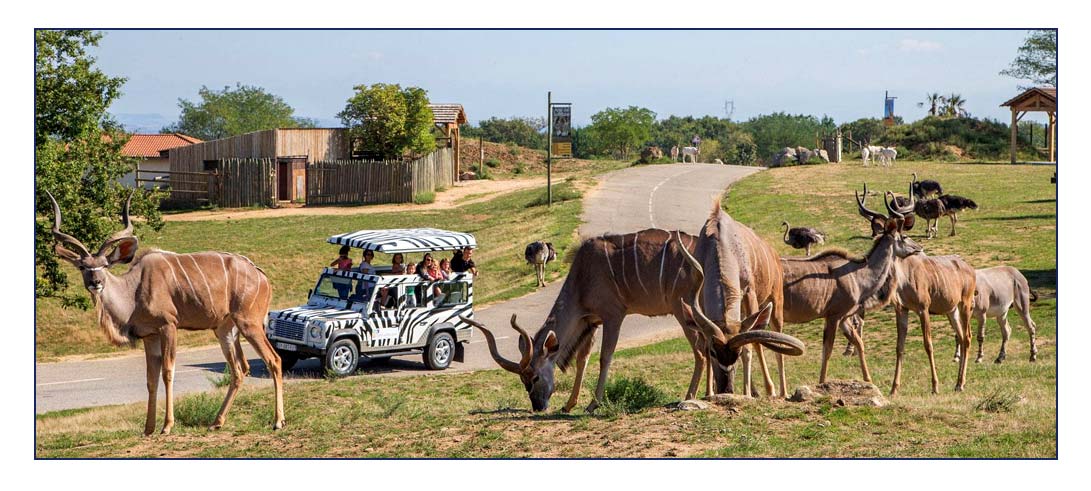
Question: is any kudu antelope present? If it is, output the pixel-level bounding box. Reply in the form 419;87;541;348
46;191;285;435
859;183;915;237
687;200;802;398
780;187;921;384
464;229;705;413
889;251;976;396
461;228;803;413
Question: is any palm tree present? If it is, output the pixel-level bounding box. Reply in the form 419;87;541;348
943;94;967;118
917;93;946;117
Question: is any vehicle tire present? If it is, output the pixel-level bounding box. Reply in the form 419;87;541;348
423;332;455;370
324;338;359;377
275;349;300;372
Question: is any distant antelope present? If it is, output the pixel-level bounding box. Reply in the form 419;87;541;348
46;191;285;435
524;241;557;287
858;183;916;237
781;221;825;256
780;186;921;384
681;146;700;163
962;266;1039;364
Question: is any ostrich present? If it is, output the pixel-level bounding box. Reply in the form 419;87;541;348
524;241;557;287
914;198;947;239
937;194;978;236
782;221;825;256
912;172;944;199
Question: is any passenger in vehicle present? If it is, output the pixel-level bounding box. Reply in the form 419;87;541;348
451;247;478;276
378;253;407;307
405;263;419;307
329;245;353;271
438;258;452;280
358;250;377;275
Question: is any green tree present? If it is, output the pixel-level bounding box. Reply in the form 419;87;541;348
587;106;656;159
463;117;546;148
742;112;835;161
917;93;946;117
35;30;164;306
943;93;968;118
841;118;887;146
1001;30;1057;88
162;83;316;140
338;83;436;160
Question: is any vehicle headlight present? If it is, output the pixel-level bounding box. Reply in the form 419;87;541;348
309;325;323;340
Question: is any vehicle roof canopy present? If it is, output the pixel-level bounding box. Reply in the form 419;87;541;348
327;228;477;254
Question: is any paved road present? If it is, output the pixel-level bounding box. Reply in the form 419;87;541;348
35;163;761;413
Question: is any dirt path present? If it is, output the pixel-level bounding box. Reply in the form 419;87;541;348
163;177;547;222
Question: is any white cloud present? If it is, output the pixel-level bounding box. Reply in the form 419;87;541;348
898;39;943;52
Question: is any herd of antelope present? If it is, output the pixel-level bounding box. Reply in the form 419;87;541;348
468;173;1038;413
44;170;1037;435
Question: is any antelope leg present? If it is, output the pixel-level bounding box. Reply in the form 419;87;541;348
142;335;162;436
562;334;594;413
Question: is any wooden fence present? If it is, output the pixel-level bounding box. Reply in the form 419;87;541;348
306;147;454;206
212;158;276;208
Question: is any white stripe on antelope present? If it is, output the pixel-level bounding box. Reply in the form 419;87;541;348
46;191;284;435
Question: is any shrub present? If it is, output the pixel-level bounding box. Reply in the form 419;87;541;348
484;158;500;168
599;377;670;415
175;392;222;428
413;191;436;205
513;161;526;174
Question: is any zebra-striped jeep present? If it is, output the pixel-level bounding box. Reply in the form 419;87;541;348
266;228;476;376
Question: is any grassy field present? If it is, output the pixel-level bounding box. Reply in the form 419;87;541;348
35;160;1056;458
35;175;606;361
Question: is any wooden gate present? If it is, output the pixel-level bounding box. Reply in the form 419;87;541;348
213;158;276;208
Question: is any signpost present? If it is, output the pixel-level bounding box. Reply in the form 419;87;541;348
547;92;573;207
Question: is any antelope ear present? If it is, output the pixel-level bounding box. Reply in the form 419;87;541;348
680;303;695;322
543;330;559;354
103;237;139;266
742;303;774;332
55;243;83;265
884;218;899;233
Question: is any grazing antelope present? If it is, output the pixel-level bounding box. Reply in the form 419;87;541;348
463;228;804;412
859;183;916;237
687;200;800;398
46;191;285;435
781;221;825;256
937;194;978;236
524;241;557;287
889;252;976;396
963;266;1039;364
911;172;943;199
780;187;921;384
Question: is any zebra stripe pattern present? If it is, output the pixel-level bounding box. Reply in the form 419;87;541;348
327;228;476;253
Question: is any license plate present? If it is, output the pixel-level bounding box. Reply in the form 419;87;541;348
275;342;298;352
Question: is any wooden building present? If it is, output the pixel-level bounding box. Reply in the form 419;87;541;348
167;128;352;203
1001;87;1057;164
429;104;467;178
118;133;201;188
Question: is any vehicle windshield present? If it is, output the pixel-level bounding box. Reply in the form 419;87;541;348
313;273;375;304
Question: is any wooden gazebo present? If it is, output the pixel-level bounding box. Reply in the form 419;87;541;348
1001;87;1056;164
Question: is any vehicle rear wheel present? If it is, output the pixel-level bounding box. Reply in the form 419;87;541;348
275;349;300;372
325;339;359;377
423;332;455;370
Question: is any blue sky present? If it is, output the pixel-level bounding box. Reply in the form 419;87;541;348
90;29;1048;132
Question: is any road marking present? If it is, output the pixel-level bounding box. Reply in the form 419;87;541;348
649;166;705;228
37;377;105;387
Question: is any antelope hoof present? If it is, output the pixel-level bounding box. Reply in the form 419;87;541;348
975;356;984;364
160;426;173;436
1030;353;1038;362
585;401;599;414
208;423;223;431
842;347;855;357
273;419;286;430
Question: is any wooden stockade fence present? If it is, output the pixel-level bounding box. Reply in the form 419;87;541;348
307;147;454;206
212;158;276;208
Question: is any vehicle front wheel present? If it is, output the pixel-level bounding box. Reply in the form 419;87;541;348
423;332;455;370
324;339;359;377
275;349;300;372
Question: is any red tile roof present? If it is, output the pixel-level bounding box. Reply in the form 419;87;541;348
121;133;202;158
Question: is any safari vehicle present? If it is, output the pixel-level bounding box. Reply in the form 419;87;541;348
266;228;476;376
